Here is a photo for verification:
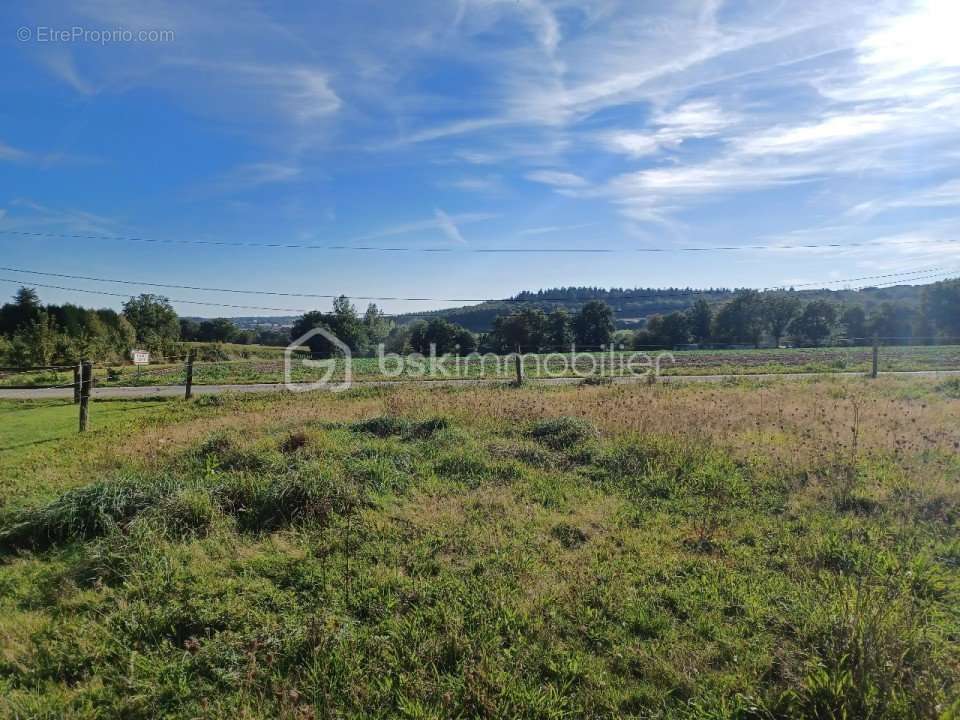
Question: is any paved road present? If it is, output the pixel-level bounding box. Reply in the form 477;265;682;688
2;369;958;400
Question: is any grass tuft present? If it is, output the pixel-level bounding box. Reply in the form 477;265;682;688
528;416;599;450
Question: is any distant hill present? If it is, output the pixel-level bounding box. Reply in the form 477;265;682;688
190;282;938;333
392;283;934;332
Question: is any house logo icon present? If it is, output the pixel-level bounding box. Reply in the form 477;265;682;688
284;327;352;392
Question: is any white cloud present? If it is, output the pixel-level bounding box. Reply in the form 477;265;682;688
596;99;739;157
735;112;899;157
857;0;960;79
349;212;495;244
595;132;660;158
202;162;303;195
526;170;589;188
448;175;501;192
518;222;598;237
433;208;466;245
848;179;960;219
0;141;30;163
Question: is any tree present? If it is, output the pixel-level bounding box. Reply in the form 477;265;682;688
291;311;335;356
547;308;573;349
867;302;916;345
197;318;239;343
637;312;688;349
762;293;801;347
840;306;868;345
363;303;392;348
179;318;201;341
454;326;477;355
712;290;765;346
789;300;836;347
491;308;549;352
122;294;180;356
686;299;712;344
0;286;43;334
572;300;615;348
329;296;368;353
9;314;58;367
924;279;960;338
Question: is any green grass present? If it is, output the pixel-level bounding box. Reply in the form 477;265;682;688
3;344;960;389
0;381;957;718
0;399;169;452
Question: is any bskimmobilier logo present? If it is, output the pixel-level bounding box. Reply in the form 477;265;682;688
285;328;352;392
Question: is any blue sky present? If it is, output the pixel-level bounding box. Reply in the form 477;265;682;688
1;0;958;316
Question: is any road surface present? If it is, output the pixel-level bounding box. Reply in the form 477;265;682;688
1;369;958;400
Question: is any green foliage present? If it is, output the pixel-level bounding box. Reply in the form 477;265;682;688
763;293;801;346
0;388;957;718
122;293;180;358
713;290;766;346
790;300;837;347
572;299;616;348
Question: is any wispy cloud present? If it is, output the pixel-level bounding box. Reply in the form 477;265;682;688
433;208;467;245
447;175;502;192
848;179;960;219
348;212;495;244
195;162;304;197
0;140;30;163
518;222;598;237
526;170;589;188
596;99;739;157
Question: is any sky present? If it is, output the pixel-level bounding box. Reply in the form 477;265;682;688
1;0;959;317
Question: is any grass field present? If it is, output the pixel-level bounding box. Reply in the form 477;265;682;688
1;377;959;717
3;344;960;390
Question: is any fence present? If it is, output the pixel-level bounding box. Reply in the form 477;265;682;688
2;338;960;433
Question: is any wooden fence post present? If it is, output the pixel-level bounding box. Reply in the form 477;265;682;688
871;335;879;379
78;361;92;432
184;350;194;400
514;347;523;385
73;362;81;404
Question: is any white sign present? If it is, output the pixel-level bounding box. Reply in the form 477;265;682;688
131;349;150;365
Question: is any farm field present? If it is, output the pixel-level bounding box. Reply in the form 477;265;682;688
1;377;958;718
3;344;960;389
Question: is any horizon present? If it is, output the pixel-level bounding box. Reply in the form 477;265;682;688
2;0;959;316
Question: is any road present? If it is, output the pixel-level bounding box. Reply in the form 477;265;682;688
1;369;958;400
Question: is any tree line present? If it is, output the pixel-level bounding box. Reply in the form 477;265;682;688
635;282;960;349
3;278;958;367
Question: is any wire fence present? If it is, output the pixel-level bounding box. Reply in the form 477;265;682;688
2;341;960;391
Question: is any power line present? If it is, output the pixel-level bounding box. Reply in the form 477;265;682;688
3;228;959;254
0;277;314;313
0;264;949;307
1;270;955;317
